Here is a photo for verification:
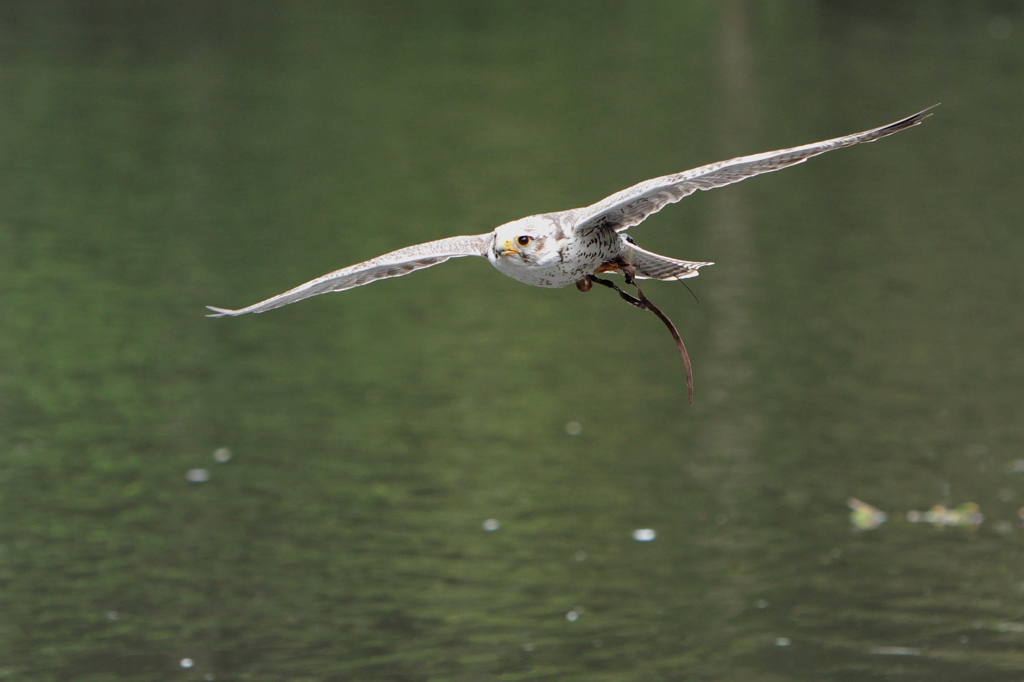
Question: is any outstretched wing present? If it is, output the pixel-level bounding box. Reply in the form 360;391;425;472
206;233;492;317
573;106;936;235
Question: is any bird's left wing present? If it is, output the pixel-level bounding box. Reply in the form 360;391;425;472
573;106;935;235
206;233;492;317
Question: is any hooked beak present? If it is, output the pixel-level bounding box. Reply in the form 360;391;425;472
495;240;519;258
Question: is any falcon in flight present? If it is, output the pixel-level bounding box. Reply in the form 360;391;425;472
209;107;934;401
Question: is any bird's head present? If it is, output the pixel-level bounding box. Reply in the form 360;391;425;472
491;217;553;265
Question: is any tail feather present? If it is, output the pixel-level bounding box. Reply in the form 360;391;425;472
624;241;713;281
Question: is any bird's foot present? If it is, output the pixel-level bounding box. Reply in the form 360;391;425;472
587;273;645;309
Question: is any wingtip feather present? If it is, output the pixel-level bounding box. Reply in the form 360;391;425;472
205;306;237;318
885;104;939;133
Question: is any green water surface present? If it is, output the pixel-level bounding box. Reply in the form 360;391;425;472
2;2;1023;680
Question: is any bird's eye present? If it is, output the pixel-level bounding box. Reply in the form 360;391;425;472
516;235;532;246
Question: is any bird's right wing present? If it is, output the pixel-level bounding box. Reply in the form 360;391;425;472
206;233;492;317
573;106;936;235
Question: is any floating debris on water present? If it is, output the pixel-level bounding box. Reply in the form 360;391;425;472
775;637;791;647
1008;459;1024;473
574;550;587;561
632;528;656;542
565;421;582;436
482;518;500;532
566;610;579;622
755;599;769;609
997;622;1024;633
180;658;194;668
214;448;232;463
847;498;887;530
186;469;210;483
906;502;983;528
870;646;921;656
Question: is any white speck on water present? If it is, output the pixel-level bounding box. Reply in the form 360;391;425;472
214;448;232;463
989;15;1012;40
775;637;791;647
965;443;988;457
106;610;120;620
204;675;216;681
574;550;587;561
187;469;210;483
482;518;500;532
994;520;1014;535
565;421;582;436
566;610;579;622
755;599;768;609
632;528;656;542
870;646;921;656
180;658;194;668
1009;459;1024;473
523;643;535;652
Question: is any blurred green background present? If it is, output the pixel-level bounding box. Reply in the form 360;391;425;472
2;1;1023;680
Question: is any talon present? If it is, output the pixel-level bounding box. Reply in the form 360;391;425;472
614;256;637;285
